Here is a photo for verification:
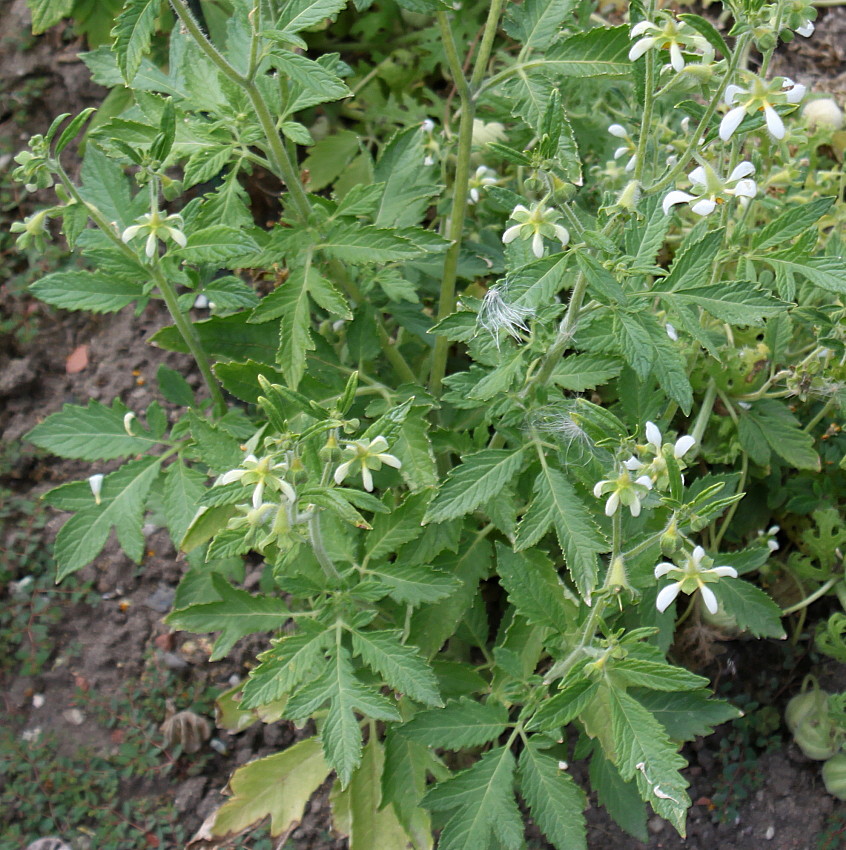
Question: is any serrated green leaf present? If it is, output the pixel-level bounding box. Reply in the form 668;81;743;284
80;144;134;229
210;737;331;838
366;492;430;561
53;457;162;580
607;688;690;834
528;680;599;731
589;751;647;842
752;197;834;252
661;228;723;290
506;254;569;310
162;461;206;548
176;225;259;264
423;746;523;850
608;658;709;692
382;731;439;849
400;698;508;749
166;575;288;659
541;25;630;77
187;411;245;473
632;689;741;741
496;544;576;631
518;741;587;850
368;562;461;606
287;647;401;786
373;127;440;228
505;0;576;52
515;466;606;601
654;281;789;325
27;0;73;33
392;417;437;492
711;578;785;638
29;271;142;314
738;399;819;471
152;311;279;364
269;49;351;104
318;224;421;263
332;736;417;850
425;449;525;523
240;625;333;709
112;0;160;83
551;353;621;391
28;400;161;460
351;629;442;706
615;310;654;380
756;254;846;295
276;0;348;32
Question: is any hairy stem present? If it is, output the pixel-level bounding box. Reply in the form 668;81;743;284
55;166;227;416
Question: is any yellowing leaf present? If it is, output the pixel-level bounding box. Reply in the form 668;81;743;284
210;737;330;837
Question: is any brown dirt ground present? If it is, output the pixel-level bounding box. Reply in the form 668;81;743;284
1;2;845;848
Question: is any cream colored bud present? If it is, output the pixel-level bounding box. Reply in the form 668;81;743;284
123;411;137;436
802;98;844;130
88;473;104;504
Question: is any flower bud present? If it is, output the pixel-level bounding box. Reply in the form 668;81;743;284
803;98;844;131
616;180;641;212
660;519;682;556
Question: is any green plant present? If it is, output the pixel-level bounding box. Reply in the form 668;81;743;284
13;0;846;846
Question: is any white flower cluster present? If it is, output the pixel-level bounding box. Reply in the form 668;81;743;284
655;546;738;614
663;161;757;217
720;74;806;141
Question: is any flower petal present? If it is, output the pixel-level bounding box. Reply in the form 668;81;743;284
691;545;706;566
690;197;717;216
656;582;681;613
605;491;620;516
724;84;745;106
785;82;806;104
532;230;545;259
669;41;685;73
711;565;738;578
688;166;706;187
361;465;374;492
608;123;628;138
673;435;696;458
645;421;662;449
699;584;719;614
502;224;523;244
635;474;653;490
764;104;785;139
796;22;814;37
732;178;757;199
628;36;656;62
334;459;353;485
654;562;677;579
630;20;654;37
729;161;755;181
662;190;695;215
719;105;747;141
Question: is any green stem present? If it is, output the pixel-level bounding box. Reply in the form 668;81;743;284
644;33;752;195
633;0;657;183
169;0;312;223
689;378;718;450
429;1;505;397
309;512;341;582
782;577;839;616
55;166;226;417
328;260;418;384
713;450;747;549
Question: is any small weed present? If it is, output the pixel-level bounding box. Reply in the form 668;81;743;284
710;696;784;824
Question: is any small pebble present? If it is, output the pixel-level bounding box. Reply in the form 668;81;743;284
765;826;775;840
648;815;665;835
62;708;85;726
32;694;45;709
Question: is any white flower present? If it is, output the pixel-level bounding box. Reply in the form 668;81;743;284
477;285;533;348
219;454;296;509
663;161;757;217
593;470;653;517
628;16;710;72
624;421;696;489
666;322;678;341
468;165;498;204
719;74;806;141
121;210;187;259
654;546;738;614
334;436;402;492
502;202;570;259
608;123;637;172
758;524;780;552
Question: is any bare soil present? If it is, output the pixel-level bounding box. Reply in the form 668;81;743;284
1;2;845;848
